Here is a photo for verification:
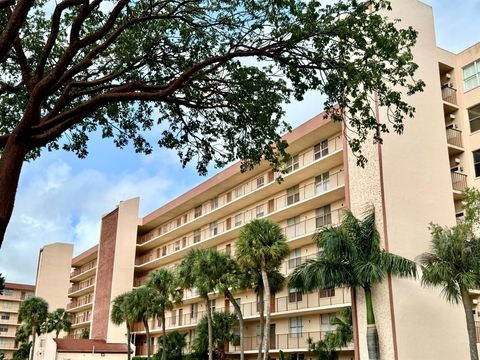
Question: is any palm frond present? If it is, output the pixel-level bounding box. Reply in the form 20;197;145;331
379;252;417;278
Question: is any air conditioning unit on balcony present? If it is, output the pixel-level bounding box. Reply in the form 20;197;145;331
450;114;456;120
455;158;461;164
446;73;451;79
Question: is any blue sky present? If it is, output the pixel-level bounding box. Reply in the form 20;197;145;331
1;0;479;284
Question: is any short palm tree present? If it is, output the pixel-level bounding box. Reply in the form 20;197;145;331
146;268;182;360
177;248;232;360
129;286;161;360
45;308;72;338
18;296;48;360
15;324;32;345
419;223;480;360
289;208;417;360
111;292;135;360
157;331;187;360
236;218;289;360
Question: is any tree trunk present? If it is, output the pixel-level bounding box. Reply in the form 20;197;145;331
261;268;271;360
0;137;28;248
162;312;167;360
225;290;244;360
461;287;479;360
205;297;213;360
30;325;36;360
127;325;132;360
257;290;265;360
144;319;151;360
364;287;379;360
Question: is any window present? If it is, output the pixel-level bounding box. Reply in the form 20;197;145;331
286;216;301;239
289;317;303;337
208;299;216;313
320;288;335;298
226;192;232;203
226;244;231;256
162;224;168;234
321;314;336;331
194;205;202;218
183;214;188;223
211;197;218;211
464;59;480;92
316;205;332;228
285;155;299;173
235;214;243;227
288;248;302;269
182;237;187;248
289;288;303;303
257;176;265;188
162;246;167;256
286;186;300;205
0;326;7;332
193;229;201;243
176;218;182;227
256;204;265;218
474;150;480;177
174;241;180;251
171;309;177;326
4;289;12;296
315;172;330;194
210;221;218;237
190;303;198;318
235;186;243;198
314;140;329;160
1;313;9;320
469;104;480;133
20;291;26;300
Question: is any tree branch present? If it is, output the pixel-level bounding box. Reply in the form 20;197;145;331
0;0;34;62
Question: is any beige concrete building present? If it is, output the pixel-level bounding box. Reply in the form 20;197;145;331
0;283;35;359
32;0;480;359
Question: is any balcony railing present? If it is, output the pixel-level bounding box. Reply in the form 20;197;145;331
442;85;457;105
451;171;467;192
137;136;343;245
68;278;95;294
67;297;93;310
229;331;335;352
72;313;91;325
446;128;463;148
71;260;96;278
132;288;350;333
135;171;344;267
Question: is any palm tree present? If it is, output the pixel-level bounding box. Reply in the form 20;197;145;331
419;223;480;360
289;208;417;360
146;268;182;360
236;218;289;360
129;286;160;360
15;324;32;345
157;331;187;360
18;296;48;360
111;292;135;360
177;248;232;360
45;308;72;338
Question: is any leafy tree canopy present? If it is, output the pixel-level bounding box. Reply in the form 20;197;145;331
0;0;424;246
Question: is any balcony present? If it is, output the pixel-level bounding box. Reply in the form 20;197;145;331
71;313;91;327
70;260;96;281
228;331;353;352
451;171;467;199
132;288;350;334
134;172;345;270
67;298;93;312
137;137;344;250
68;279;95;297
441;85;458;114
446;128;464;155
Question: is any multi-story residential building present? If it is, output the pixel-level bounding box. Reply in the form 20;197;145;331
32;0;480;359
0;283;35;359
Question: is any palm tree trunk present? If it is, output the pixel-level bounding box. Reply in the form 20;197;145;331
30;325;36;360
364;287;379;360
162;312;167;360
461;287;479;360
257;290;265;360
261;268;271;360
225;290;245;360
205;298;213;360
127;325;132;360
144;319;151;360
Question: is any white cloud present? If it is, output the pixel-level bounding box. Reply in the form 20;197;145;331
0;150;194;284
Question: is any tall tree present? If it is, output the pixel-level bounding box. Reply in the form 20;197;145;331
45;308;72;339
418;188;480;360
0;0;425;247
147;268;182;360
129;286;162;360
289;208;417;360
177;248;231;360
236;218;289;360
111;292;135;360
18;296;48;360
